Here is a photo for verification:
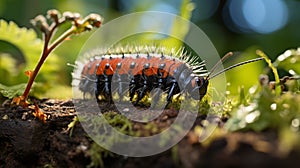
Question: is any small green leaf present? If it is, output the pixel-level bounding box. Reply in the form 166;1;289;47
0;83;27;99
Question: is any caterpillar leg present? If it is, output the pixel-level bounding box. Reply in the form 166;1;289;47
129;82;138;101
166;80;178;102
95;76;113;104
135;83;148;105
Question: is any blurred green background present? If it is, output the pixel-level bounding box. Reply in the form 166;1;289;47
0;0;300;98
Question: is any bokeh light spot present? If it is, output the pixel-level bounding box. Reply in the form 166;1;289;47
225;0;289;34
242;0;266;29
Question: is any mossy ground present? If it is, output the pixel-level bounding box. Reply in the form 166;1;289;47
1;98;300;168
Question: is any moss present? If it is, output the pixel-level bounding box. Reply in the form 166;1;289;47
87;143;114;168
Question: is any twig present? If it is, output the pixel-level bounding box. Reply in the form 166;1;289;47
12;9;102;107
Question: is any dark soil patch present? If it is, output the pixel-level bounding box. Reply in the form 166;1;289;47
1;98;300;168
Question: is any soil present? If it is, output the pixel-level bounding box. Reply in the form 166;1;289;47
1;98;300;168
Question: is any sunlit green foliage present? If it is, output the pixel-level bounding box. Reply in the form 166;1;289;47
226;49;300;132
225;48;300;153
274;48;300;76
1;8;102;102
226;87;297;131
0;20;60;96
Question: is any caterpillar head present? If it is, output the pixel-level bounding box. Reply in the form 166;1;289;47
189;76;209;100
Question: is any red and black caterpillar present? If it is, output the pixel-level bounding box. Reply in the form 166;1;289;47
78;52;208;105
77;50;263;106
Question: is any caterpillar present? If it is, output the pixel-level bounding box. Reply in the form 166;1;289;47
77;48;263;106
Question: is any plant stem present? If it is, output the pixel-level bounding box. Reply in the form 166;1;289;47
48;27;75;53
21;27;75;100
256;50;281;96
